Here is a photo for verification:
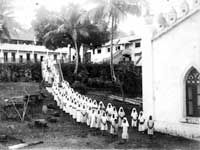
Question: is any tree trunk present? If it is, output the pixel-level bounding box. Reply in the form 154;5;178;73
73;40;79;74
119;81;125;102
69;46;71;63
110;15;116;82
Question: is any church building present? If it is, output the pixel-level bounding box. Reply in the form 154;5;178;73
142;0;200;140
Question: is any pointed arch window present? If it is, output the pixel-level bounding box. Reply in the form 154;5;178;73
186;67;200;117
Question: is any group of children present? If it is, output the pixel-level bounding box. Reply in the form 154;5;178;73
42;57;155;142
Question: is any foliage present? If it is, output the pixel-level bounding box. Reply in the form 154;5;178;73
32;4;110;74
89;0;142;81
0;62;141;97
72;81;87;95
115;61;142;100
32;6;63;45
0;63;42;82
61;63;142;97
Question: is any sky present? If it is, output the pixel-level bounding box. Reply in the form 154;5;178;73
11;0;181;34
12;0;97;28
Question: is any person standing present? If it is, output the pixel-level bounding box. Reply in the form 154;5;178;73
121;117;129;143
100;111;108;136
131;108;138;128
147;115;154;138
118;107;125;127
138;111;145;133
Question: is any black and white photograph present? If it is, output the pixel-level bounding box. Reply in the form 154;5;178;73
0;0;200;149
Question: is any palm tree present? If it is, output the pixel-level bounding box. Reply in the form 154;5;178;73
44;4;90;74
89;0;142;81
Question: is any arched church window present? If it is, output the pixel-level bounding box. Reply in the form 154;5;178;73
186;67;200;117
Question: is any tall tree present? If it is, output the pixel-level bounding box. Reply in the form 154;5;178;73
44;4;90;74
89;0;142;81
32;6;62;45
43;4;110;74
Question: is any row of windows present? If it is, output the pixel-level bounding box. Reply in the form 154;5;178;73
92;42;141;54
3;52;45;63
2;52;62;63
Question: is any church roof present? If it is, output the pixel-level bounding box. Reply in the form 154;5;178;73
152;1;200;41
9;28;35;41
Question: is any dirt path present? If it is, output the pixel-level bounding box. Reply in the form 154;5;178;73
0;84;200;149
0;111;200;150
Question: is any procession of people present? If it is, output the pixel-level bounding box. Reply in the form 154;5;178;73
42;56;155;142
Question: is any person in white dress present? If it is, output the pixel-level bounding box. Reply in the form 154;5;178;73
100;111;108;136
93;100;98;109
106;103;112;130
118;107;125;127
147;115;154;138
121;117;129;143
81;104;87;123
90;109;97;128
86;107;92;126
72;101;78;120
112;106;118;120
98;101;105;111
138;111;146;133
76;103;82;123
110;114;116;136
95;109;101;129
131;108;138;128
113;118;119;137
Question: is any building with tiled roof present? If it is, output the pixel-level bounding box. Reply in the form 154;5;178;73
0;28;69;63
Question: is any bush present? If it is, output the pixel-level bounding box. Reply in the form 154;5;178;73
60;63;142;97
71;80;87;95
0;63;42;82
0;62;142;98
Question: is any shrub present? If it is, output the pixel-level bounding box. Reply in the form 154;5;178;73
0;63;42;82
71;80;87;95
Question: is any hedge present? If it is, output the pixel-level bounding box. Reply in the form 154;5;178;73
0;63;42;82
0;63;142;97
61;63;142;97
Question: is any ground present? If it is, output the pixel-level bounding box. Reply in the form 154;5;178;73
0;82;200;150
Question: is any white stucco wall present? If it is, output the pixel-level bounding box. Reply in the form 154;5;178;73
143;9;200;139
90;46;118;63
89;42;142;64
152;11;200;122
0;44;69;63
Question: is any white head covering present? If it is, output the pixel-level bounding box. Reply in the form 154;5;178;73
122;117;129;127
99;101;105;109
118;106;125;116
106;103;112;109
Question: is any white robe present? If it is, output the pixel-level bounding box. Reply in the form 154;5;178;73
110;117;115;134
90;111;96;128
122;120;129;139
147;120;154;135
76;107;82;122
118;110;125;127
95;112;101;129
131;111;138;127
100;116;108;131
81;108;87;123
86;109;92;126
138;115;145;132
